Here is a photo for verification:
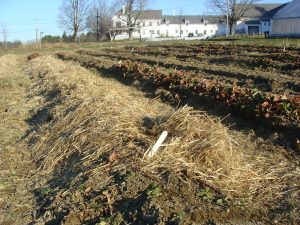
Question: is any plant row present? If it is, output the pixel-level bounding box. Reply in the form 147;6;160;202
127;44;300;57
78;49;300;94
122;46;300;75
56;52;300;128
113;61;300;128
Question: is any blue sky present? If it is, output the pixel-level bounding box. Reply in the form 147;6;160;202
0;0;288;42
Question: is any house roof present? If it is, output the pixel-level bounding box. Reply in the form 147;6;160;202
162;15;222;24
140;10;162;20
273;0;300;19
242;4;284;19
245;20;261;24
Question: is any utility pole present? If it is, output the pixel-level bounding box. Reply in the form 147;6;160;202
139;26;142;42
36;28;39;46
39;32;44;49
2;26;8;49
4;31;7;49
35;19;39;48
96;9;100;41
179;8;183;37
226;0;229;36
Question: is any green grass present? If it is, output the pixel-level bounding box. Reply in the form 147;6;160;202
206;35;300;48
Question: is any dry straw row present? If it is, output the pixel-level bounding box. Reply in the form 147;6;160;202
25;55;300;210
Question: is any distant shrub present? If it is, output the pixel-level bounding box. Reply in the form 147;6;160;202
27;52;40;61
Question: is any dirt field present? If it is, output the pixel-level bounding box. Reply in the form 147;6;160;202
0;55;36;224
0;40;300;225
57;42;300;151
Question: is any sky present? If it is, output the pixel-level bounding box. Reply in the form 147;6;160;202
0;0;288;42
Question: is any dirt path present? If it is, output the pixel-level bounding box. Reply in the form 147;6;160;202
0;55;35;225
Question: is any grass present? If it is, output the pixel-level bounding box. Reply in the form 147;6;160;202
146;183;161;198
1;35;300;57
0;40;145;56
206;35;300;47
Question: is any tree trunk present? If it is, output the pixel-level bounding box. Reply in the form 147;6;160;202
73;29;78;42
128;28;133;40
229;22;235;35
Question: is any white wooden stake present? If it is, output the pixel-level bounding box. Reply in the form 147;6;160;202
144;131;168;158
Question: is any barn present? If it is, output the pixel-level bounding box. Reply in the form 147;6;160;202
271;0;300;37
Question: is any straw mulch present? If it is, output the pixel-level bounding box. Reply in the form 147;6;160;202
25;55;300;216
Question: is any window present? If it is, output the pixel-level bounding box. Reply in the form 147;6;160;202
116;22;122;28
204;30;207;34
195;30;198;35
149;21;152;26
150;30;155;35
143;30;145;35
143;21;146;26
157;21;160;26
166;30;169;35
175;30;178;34
211;30;213;33
264;21;270;26
180;30;183;34
186;30;188;33
157;30;160;35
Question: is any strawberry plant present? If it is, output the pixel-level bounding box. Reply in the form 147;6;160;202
113;60;300;128
56;50;300;129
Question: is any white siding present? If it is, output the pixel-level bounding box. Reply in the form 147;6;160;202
236;20;246;34
271;18;300;36
112;15;218;40
261;21;271;33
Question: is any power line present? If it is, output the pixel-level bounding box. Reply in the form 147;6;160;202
5;22;57;27
6;29;36;33
0;18;56;24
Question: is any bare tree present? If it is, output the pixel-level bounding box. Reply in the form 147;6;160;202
58;0;90;42
115;0;150;40
210;0;260;35
86;0;113;41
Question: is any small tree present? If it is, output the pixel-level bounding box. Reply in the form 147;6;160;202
62;31;68;42
86;0;113;41
115;0;150;40
210;0;260;35
58;0;90;42
42;35;62;43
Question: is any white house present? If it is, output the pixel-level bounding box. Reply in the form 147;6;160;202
218;4;285;35
271;0;300;37
112;10;222;40
112;3;296;39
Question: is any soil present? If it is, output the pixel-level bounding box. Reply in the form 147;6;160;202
0;55;36;224
56;49;300;153
0;46;299;225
